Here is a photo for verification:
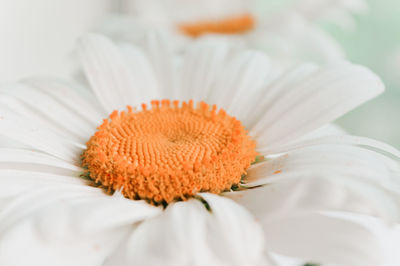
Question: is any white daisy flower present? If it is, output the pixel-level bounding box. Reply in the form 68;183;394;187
98;0;366;67
0;34;399;266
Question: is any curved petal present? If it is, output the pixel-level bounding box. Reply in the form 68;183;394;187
229;142;400;222
1;83;95;142
260;212;398;266
199;193;267;265
24;78;106;127
243;62;319;128
0;171;89;202
0;219;127;266
0;187;161;266
262;134;400;158
0;110;83;163
0;148;82;175
225;137;400;263
250;62;384;149
105;194;268;266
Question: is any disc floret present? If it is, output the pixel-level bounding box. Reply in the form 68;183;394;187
83;100;257;204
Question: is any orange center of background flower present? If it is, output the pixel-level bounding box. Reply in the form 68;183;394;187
83;100;257;204
179;14;255;37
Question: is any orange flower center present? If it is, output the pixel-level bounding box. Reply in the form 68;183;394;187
82;100;257;204
178;14;255;37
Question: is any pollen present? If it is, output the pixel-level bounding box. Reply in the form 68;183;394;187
82;100;257;204
179;14;255;37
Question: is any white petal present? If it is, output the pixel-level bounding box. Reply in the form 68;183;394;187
200;193;267;265
139;31;176;98
0;148;82;172
0;186;101;229
106;199;212;266
243;63;319;128
208;49;275;123
0;188;161;266
207;49;262;108
117;43;160;102
24;78;105;127
0;94;70;138
0;218;127;266
251;63;384;149
179;36;234;102
263;134;400;158
78;34;159;111
106;194;267;266
228;176;399;225
0;110;83;163
260;212;397;266
298;123;346;141
231;142;400;222
1;83;94;142
0;171;89;200
225;137;400;262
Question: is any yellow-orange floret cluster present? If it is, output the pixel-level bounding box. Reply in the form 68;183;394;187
82;100;257;204
179;14;255;37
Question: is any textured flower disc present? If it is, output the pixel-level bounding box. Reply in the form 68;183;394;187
179;14;255;37
83;100;257;204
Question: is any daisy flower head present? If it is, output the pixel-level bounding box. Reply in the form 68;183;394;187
0;33;400;266
99;0;367;67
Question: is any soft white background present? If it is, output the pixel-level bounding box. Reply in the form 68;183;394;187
0;0;119;82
